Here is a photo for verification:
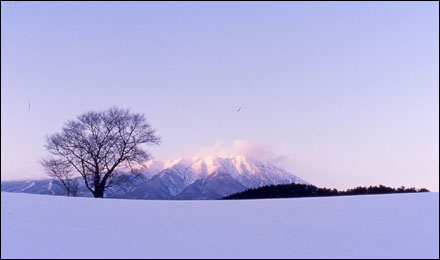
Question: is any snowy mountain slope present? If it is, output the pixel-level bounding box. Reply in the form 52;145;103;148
1;192;438;258
124;168;192;200
126;155;309;199
174;171;248;200
1;155;309;200
188;155;309;188
1;179;66;195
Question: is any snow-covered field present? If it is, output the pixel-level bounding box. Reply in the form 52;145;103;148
1;192;438;259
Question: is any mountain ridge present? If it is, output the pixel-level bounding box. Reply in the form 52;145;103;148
1;155;309;200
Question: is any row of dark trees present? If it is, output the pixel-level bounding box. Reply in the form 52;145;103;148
221;183;429;200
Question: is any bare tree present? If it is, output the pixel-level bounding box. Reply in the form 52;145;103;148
42;158;79;196
43;107;161;198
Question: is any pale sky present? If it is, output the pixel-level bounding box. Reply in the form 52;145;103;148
1;1;439;191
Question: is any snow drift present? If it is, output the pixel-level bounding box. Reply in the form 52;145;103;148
1;192;438;258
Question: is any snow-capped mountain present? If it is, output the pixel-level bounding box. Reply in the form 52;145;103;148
1;155;309;200
115;155;308;199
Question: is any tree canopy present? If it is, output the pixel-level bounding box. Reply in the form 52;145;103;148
43;107;160;198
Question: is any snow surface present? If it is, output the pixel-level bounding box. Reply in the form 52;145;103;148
1;192;438;259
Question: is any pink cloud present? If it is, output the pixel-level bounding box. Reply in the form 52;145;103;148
192;140;288;165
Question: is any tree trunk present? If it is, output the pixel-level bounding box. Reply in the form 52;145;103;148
93;186;104;198
93;173;104;198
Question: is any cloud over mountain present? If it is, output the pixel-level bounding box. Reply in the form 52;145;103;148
191;140;288;166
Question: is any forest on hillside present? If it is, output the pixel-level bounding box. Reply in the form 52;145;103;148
221;183;429;200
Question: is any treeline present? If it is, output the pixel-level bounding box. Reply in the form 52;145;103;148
221;183;429;200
